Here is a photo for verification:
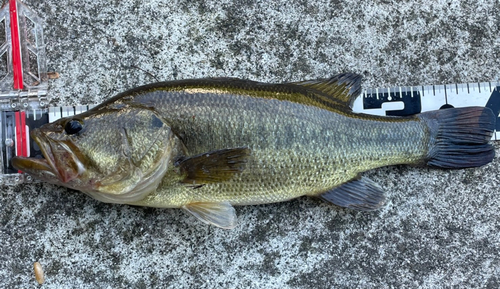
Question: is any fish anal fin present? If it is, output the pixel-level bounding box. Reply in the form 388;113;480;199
321;177;386;211
177;147;251;184
183;201;237;229
291;73;362;108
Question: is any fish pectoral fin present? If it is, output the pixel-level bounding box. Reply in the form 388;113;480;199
182;201;237;229
177;147;251;184
290;73;362;108
320;177;386;211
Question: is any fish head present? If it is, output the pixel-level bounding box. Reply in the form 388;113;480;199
12;107;179;202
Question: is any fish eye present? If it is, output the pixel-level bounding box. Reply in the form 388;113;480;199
64;119;83;135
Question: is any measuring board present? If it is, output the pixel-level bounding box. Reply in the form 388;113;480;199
0;0;499;185
2;82;499;185
351;82;500;139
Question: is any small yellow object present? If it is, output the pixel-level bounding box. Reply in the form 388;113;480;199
34;262;44;285
47;71;60;79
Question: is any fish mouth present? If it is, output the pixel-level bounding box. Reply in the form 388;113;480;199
11;130;65;183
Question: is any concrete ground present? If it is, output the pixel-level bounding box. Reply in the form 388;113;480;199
1;0;500;287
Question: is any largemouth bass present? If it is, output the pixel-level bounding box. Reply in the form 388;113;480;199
12;73;495;229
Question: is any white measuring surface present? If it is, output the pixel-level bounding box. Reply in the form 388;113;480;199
352;82;500;140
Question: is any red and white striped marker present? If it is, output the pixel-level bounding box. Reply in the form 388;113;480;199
9;0;23;90
9;0;28;170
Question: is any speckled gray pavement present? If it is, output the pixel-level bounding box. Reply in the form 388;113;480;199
1;0;500;288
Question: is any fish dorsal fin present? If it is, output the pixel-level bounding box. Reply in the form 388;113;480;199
291;73;363;108
183;201;237;229
177;147;251;185
320;176;386;211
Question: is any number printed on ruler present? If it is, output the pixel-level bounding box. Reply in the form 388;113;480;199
352;82;500;140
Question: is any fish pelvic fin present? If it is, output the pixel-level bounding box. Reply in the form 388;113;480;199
419;107;495;169
320;177;386;211
290;73;362;108
183;201;237;229
177;147;251;185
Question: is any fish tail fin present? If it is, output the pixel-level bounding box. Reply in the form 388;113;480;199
419;107;495;169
